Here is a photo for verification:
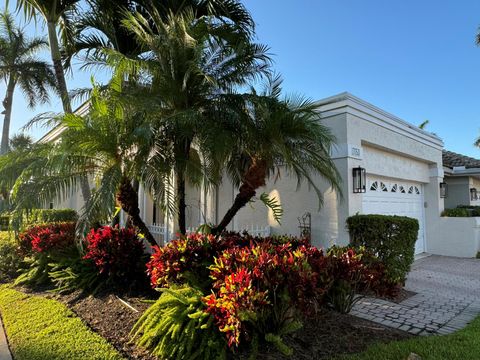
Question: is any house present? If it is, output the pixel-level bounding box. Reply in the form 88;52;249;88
43;92;480;257
443;150;480;208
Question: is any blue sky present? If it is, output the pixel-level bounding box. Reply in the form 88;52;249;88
2;0;480;157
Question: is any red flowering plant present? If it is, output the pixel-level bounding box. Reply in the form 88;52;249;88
83;226;145;284
18;222;76;255
203;240;328;348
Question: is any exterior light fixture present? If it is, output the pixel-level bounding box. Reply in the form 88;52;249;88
470;188;478;201
439;182;448;198
352;166;366;193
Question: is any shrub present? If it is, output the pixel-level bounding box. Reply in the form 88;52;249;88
0;215;9;231
347;214;418;285
83;226;145;286
131;285;226;359
18;222;76;255
442;208;470;217
0;232;23;282
24;209;78;226
15;223;76;287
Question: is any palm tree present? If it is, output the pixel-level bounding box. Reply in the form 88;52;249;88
64;0;254;67
106;9;270;234
16;0;79;113
0;10;55;154
1;80;171;246
209;75;342;235
16;0;93;203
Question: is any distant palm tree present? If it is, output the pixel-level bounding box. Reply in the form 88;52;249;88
0;10;55;154
209;75;342;235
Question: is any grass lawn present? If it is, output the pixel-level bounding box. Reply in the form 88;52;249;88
343;315;480;360
0;285;124;360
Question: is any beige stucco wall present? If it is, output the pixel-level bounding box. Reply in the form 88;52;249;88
427;217;480;257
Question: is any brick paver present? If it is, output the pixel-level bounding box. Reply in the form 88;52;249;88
351;255;480;336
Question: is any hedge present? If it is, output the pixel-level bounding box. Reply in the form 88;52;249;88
0;231;22;282
24;209;78;225
0;215;8;231
346;214;418;284
442;206;480;217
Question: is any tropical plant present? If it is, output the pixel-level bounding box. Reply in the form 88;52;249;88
131;285;227;360
210;75;342;235
0;9;55;154
104;8;270;234
65;0;255;69
5;79;174;245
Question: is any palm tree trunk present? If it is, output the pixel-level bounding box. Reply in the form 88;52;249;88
1;76;15;155
47;21;72;113
176;173;187;235
117;177;157;247
47;21;91;203
211;158;268;235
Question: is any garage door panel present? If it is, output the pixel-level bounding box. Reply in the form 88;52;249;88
362;177;425;254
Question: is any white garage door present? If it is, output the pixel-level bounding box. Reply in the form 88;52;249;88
362;177;426;254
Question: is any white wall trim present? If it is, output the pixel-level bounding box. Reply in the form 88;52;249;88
316;92;444;151
330;143;363;160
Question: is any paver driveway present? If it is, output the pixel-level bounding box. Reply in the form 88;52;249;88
351;255;480;335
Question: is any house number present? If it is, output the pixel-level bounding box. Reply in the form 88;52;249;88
351;147;361;157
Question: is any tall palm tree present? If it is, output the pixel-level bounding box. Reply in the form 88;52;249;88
209;75;342;235
0;80;171;246
108;8;269;234
0;10;55;154
16;0;93;204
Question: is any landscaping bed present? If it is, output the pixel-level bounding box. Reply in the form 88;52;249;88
17;287;411;360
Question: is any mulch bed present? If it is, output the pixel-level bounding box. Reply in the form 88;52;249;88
56;291;412;360
19;287;413;360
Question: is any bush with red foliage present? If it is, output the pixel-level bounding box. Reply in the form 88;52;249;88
83;226;145;281
18;222;76;254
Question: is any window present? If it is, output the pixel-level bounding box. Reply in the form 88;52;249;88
391;184;398;193
415;186;420;195
370;181;378;191
408;186;414;194
399;186;406;193
380;182;388;192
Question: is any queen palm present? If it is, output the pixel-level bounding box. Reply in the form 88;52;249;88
2;80;171;246
0;10;55;154
209;75;342;235
106;8;269;234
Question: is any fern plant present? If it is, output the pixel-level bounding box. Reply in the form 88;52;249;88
131;285;226;360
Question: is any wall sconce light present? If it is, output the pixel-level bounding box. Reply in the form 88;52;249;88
352;166;366;193
439;182;448;198
470;188;478;201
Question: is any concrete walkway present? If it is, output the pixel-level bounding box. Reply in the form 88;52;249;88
351;255;480;336
0;316;11;360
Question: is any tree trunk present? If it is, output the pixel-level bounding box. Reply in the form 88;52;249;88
47;21;72;114
117;177;158;247
176;173;187;235
47;21;91;203
175;140;191;235
1;77;15;155
211;158;268;236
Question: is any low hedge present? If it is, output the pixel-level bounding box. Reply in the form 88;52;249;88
0;285;123;360
442;206;480;217
25;209;78;225
0;214;8;230
347;214;418;284
0;232;23;282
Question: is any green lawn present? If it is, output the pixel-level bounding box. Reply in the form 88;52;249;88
343;316;480;360
0;285;123;360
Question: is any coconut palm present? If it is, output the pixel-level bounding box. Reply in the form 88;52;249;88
105;8;269;234
0;10;55;154
1;79;172;246
209;75;342;235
